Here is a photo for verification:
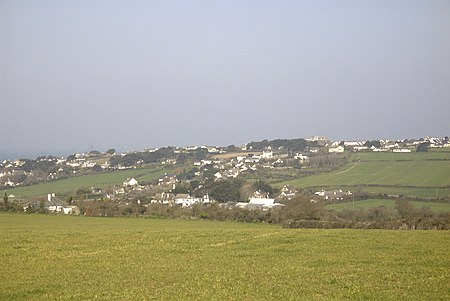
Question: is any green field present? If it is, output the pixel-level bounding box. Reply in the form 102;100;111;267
1;214;449;300
326;198;450;212
279;152;450;197
0;167;172;198
350;150;450;162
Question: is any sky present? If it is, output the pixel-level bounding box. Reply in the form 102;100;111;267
1;0;449;159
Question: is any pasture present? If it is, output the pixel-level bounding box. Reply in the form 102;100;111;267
350;150;450;162
326;198;450;212
1;214;449;300
279;151;450;197
0;167;172;198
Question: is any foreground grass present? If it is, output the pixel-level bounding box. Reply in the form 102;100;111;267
0;214;449;300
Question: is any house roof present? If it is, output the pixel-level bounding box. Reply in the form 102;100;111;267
249;198;275;206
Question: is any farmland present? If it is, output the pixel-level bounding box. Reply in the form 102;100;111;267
0;167;172;198
326;198;450;212
279;151;450;197
1;214;449;300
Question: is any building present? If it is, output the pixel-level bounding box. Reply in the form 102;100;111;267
328;146;344;154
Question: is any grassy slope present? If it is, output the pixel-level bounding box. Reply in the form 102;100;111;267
0;214;449;300
350;151;450;161
326;199;450;212
282;161;450;187
0;167;172;198
278;152;450;197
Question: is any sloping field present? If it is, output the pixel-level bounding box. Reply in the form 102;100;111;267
283;161;450;187
350;151;450;162
280;154;450;196
326;199;450;212
1;214;449;300
0;167;172;198
341;186;450;198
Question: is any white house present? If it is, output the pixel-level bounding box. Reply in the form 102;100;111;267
48;205;80;215
353;146;369;152
314;189;351;200
249;198;275;207
236;197;284;210
123;178;139;187
261;150;273;159
175;194;211;207
393;148;412;153
4;179;16;187
280;185;296;199
328;146;344;154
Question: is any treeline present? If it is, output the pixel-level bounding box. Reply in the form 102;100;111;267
246;138;314;152
3;192;449;230
73;196;450;230
109;147;211;167
169;179;277;201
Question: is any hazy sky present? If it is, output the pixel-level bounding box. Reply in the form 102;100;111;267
1;0;449;159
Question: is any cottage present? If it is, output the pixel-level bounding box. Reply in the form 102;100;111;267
279;185;296;199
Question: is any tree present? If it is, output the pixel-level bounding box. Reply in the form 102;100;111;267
209;179;244;202
395;200;416;218
416;142;430;152
282;195;324;220
364;140;381;148
252;180;275;197
226;145;239;152
106;149;116;155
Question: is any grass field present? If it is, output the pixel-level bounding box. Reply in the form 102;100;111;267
350;150;450;162
1;214;449;300
0;167;172;198
326;198;450;212
278;152;450;197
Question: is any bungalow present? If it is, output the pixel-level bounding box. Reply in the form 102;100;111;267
48;205;80;215
314;189;351;200
352;146;369;152
237;197;284;211
393;148;412;153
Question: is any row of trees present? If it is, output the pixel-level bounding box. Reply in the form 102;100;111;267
246;138;315;152
70;195;450;230
3;188;449;229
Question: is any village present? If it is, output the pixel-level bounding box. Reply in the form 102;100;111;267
1;136;449;215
